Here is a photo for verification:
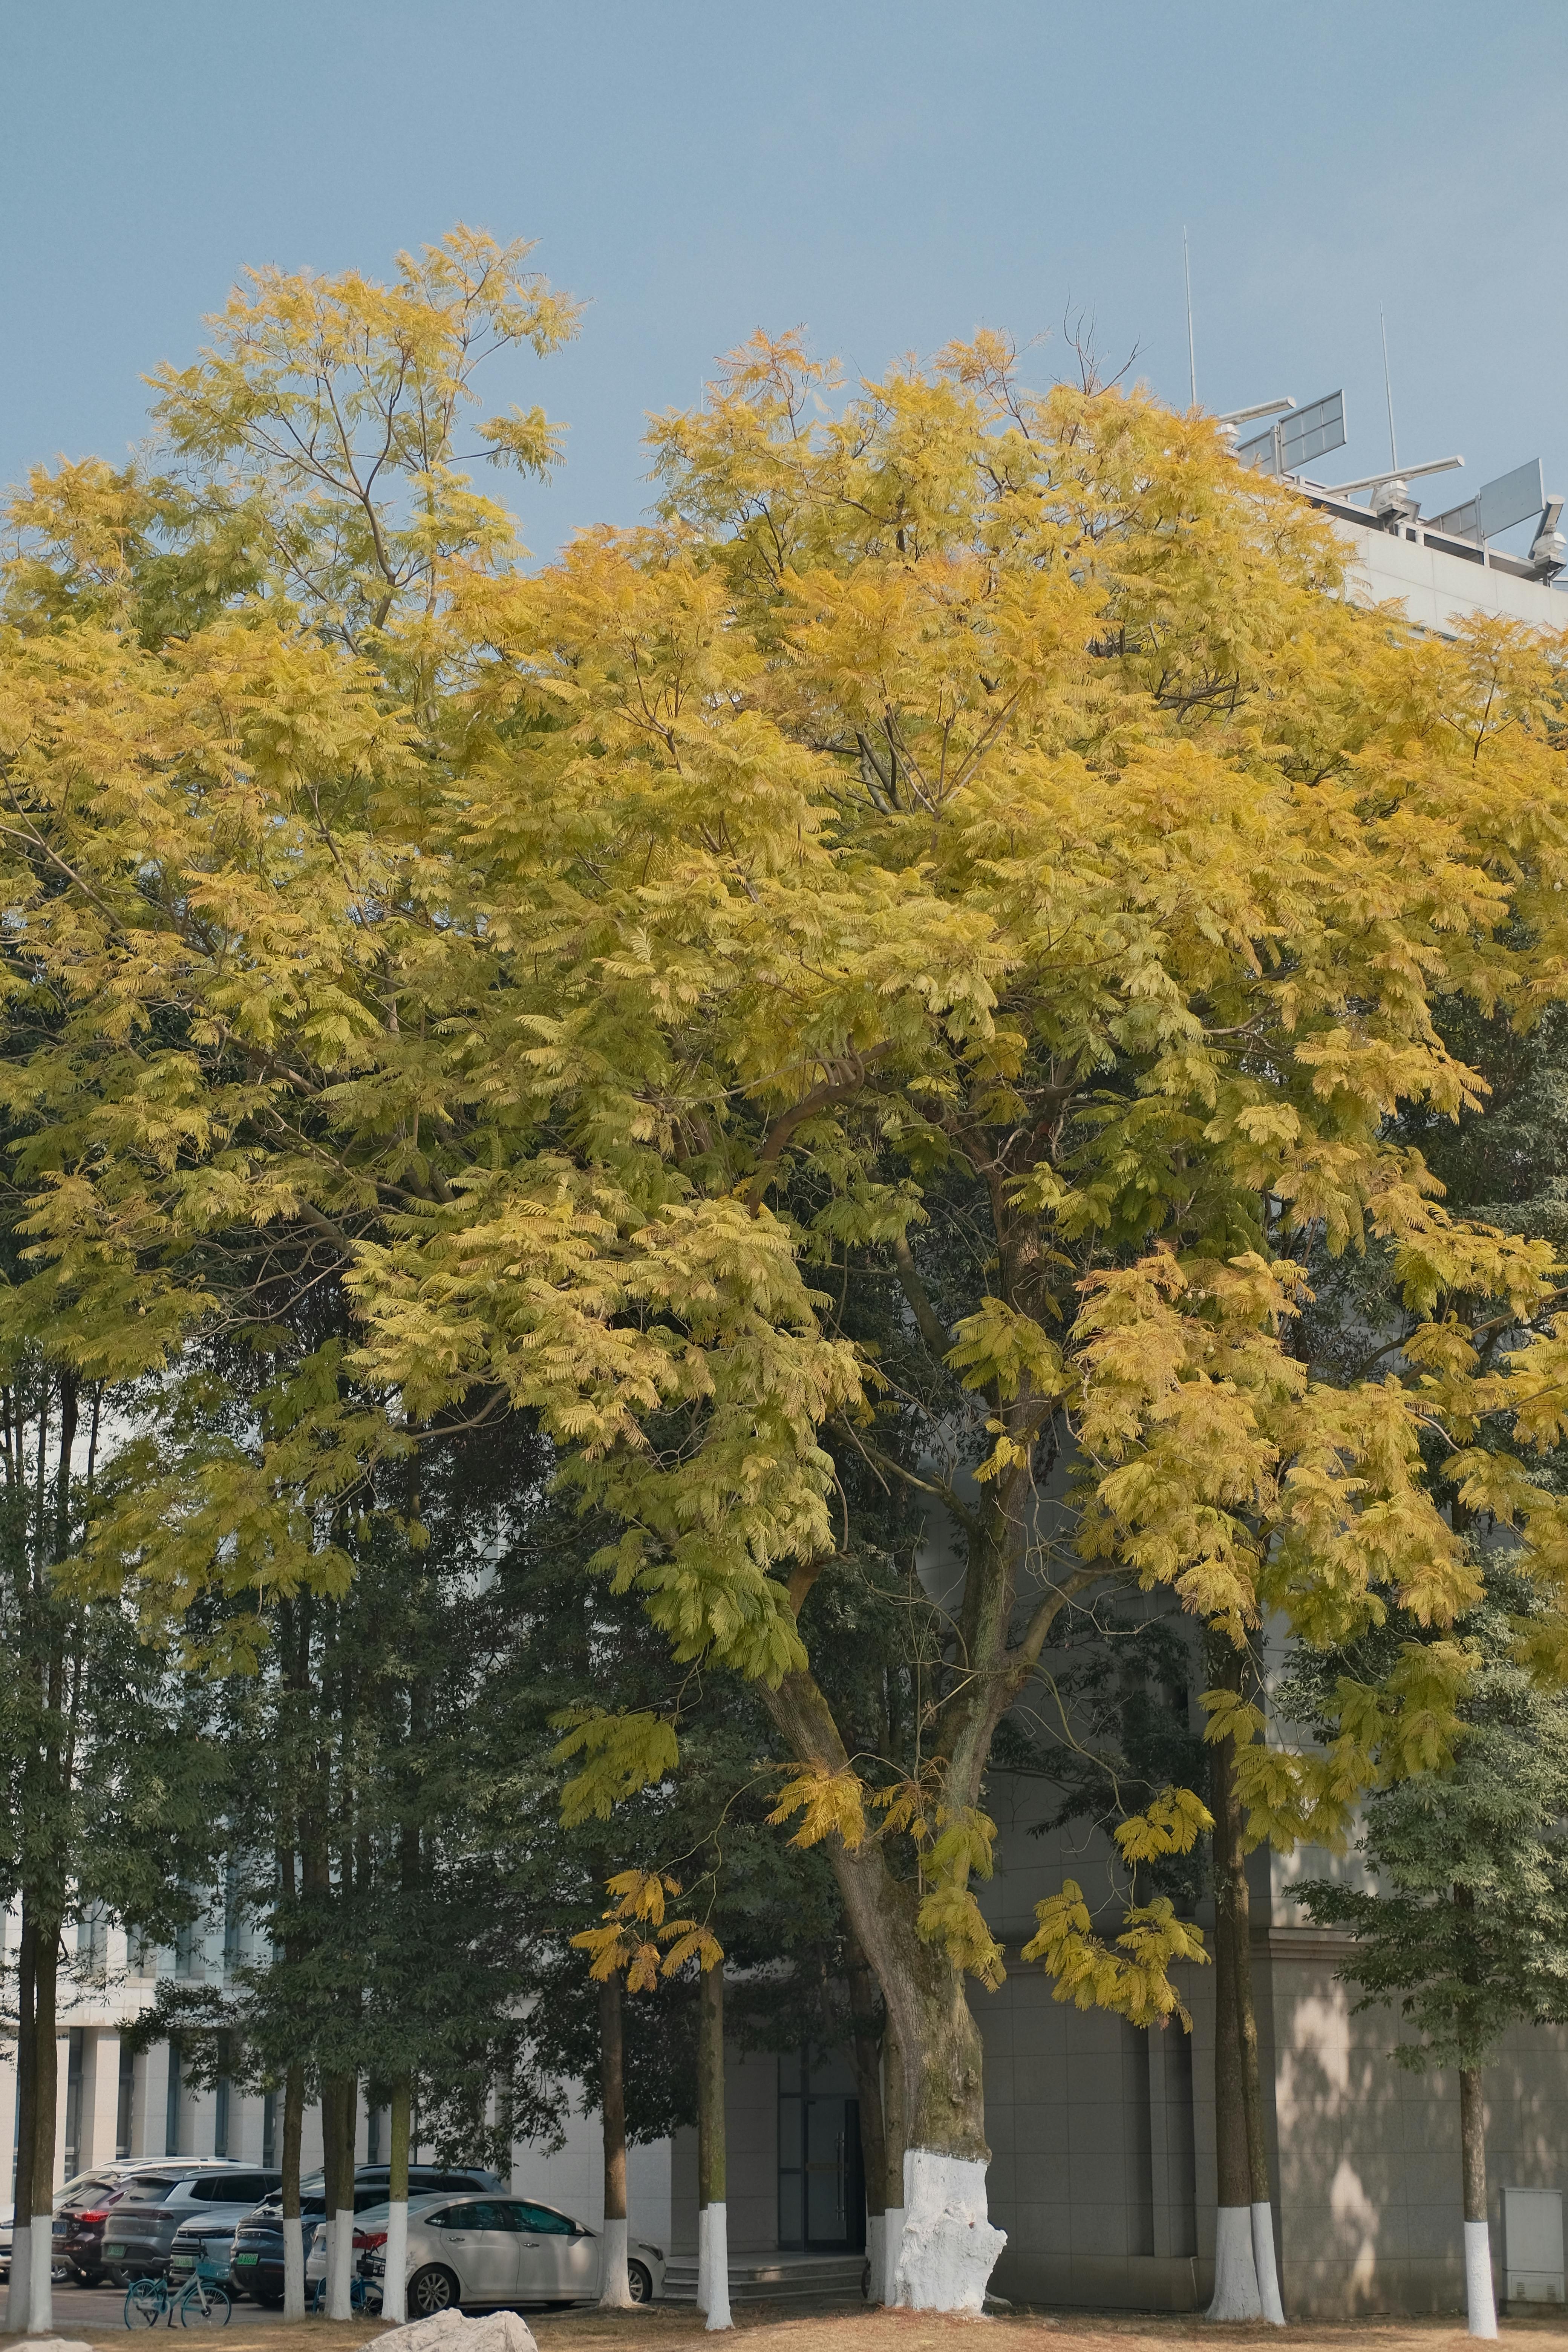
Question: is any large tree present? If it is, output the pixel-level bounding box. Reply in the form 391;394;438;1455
9;251;1568;2309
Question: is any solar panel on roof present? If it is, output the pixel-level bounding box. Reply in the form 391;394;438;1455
1235;391;1346;478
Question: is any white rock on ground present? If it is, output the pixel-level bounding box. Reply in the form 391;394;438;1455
391;2311;538;2352
17;2338;95;2352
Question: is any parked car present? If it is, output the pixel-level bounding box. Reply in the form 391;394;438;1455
101;2167;278;2287
229;2168;500;2307
337;2191;666;2313
54;2160;240;2286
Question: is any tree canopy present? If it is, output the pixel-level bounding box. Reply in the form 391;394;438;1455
9;236;1568;2199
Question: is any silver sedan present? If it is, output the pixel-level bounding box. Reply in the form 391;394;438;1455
311;2191;665;2313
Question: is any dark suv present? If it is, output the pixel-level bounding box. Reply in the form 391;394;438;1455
228;2167;500;2307
101;2168;279;2286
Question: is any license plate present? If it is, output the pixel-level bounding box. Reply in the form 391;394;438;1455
235;2254;259;2266
171;2257;193;2271
104;2246;127;2260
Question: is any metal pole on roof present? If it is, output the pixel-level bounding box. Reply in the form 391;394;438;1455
1380;306;1399;472
1183;228;1197;408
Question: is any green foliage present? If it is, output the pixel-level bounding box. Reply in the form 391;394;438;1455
1290;1558;1568;2070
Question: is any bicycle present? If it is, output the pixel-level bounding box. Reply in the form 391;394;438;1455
124;2260;233;2328
309;2273;375;2315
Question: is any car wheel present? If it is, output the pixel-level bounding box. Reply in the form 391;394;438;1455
627;2262;653;2304
77;2270;105;2289
254;2293;284;2310
408;2265;459;2319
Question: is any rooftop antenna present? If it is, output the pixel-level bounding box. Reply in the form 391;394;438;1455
1183;228;1197;408
1380;305;1398;471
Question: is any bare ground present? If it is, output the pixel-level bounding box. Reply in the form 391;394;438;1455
9;2305;1568;2351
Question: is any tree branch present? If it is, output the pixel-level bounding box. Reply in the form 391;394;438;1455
745;1046;892;1214
892;1232;952;1360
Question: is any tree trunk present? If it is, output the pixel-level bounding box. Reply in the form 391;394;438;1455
381;2077;410;2325
281;2064;306;2321
1231;1842;1285;2323
27;1906;58;2334
1460;2066;1498;2337
880;2015;907;2308
845;1940;886;2304
762;1670;1005;2313
321;2072;356;2319
598;1975;633;2308
697;1962;731;2331
7;1912;37;2332
318;2077;338;2315
1208;1700;1263;2323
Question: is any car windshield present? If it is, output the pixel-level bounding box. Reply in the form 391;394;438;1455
119;2181;178;2206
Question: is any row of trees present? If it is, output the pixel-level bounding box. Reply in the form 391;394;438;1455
6;222;1568;2328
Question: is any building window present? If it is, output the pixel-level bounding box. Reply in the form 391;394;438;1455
165;2043;183;2156
174;1919;201;1980
117;2041;135;2159
76;1906;107;1979
222;1863;242;1977
214;2033;232;2158
262;2090;276;2170
64;2029;84;2178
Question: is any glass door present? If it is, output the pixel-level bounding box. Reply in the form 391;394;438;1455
777;2048;865;2251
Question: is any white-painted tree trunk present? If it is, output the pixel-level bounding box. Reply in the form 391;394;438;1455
8;2222;32;2333
865;2214;884;2303
1465;2220;1499;2338
703;2202;731;2331
695;2205;709;2314
1209;2205;1264;2320
28;2205;53;2334
892;2149;1005;2315
599;2217;632;2309
282;2215;306;2320
882;2205;906;2307
327;2207;354;2320
382;2202;408;2324
1252;2201;1286;2324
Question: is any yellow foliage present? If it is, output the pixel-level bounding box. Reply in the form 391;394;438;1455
766;1762;868;1851
12;274;1568;2047
1113;1786;1214;1863
1023;1880;1208;2029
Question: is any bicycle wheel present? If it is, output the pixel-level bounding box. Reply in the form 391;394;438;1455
125;2279;164;2329
179;2279;232;2328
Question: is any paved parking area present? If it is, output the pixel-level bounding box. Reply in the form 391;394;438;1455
16;2280;285;2330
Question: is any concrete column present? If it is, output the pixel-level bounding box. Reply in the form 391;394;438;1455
139;2044;171;2158
81;2032;121;2173
184;2081;216;2159
231;2090;263;2164
0;2045;16;2202
1148;2017;1198;2259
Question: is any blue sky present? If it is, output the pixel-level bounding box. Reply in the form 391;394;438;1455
5;1;1567;559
